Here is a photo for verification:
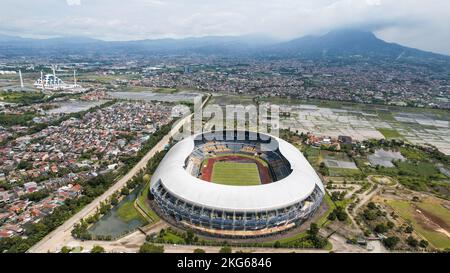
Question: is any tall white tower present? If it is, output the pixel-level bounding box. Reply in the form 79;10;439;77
52;65;56;80
19;69;24;89
41;71;45;90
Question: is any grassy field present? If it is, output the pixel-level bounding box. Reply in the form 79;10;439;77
387;199;450;249
396;161;440;177
377;128;403;139
328;168;362;177
162;231;186;244
117;200;148;223
211;162;261;186
209;94;256;105
0;91;44;104
135;180;160;223
399;147;430;161
153;88;179;94
376;111;397;122
416;202;450;227
302;146;320;165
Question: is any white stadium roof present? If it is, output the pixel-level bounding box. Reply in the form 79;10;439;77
151;132;324;212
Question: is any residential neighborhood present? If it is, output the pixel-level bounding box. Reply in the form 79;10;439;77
0;100;173;238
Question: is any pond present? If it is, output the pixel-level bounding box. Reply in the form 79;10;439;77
88;186;147;239
368;149;406;168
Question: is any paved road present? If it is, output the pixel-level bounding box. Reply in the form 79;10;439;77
60;221;372;253
28;96;209;253
62;226;328;253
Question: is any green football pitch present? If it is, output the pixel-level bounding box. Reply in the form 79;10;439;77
211;162;261;186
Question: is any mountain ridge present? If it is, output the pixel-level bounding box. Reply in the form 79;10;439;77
0;30;448;61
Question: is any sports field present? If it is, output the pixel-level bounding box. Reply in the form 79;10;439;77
211;162;261;186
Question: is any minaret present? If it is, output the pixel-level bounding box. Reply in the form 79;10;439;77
41;71;45;90
73;69;77;86
19;69;24;89
52;65;56;84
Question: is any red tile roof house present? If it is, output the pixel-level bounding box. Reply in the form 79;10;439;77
3;223;23;234
0;212;12;223
70;184;82;196
50;165;58;173
0;229;14;238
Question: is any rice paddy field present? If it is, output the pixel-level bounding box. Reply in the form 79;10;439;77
276;102;450;155
211;162;261;186
376;128;404;139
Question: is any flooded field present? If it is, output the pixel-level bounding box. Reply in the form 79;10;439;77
368;149;406;168
47;100;106;114
277;103;450;155
323;152;358;169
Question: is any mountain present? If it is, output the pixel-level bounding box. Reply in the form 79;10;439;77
111;35;280;55
0;30;448;63
0;34;280;57
265;29;449;61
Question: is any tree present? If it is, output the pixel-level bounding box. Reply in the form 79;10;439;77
406;236;418;248
143;174;151;183
363;209;378;221
185;229;195;244
319;162;329;176
60;246;72;253
193;248;206;253
386;221;395;229
419;240;429;248
331;191;341;202
120;187;130;196
335;207;348;222
139;243;164;253
17;161;32;170
91;245;105;253
159;229;166;237
111;196;120;206
383;236;400;249
327;211;337;221
367;202;377;210
405;225;414;233
219;246;232;253
274;241;281;248
308;223;320;237
21;189;50;202
374;223;388;234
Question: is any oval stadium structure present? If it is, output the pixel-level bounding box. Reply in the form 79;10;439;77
150;131;324;237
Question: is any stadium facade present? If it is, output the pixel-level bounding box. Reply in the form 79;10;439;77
150;131;324;237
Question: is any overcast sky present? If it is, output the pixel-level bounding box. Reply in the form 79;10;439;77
0;0;449;55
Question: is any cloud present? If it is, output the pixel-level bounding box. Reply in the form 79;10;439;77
366;0;381;6
0;0;449;54
66;0;81;6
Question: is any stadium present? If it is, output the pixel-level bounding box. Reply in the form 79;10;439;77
150;130;324;237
